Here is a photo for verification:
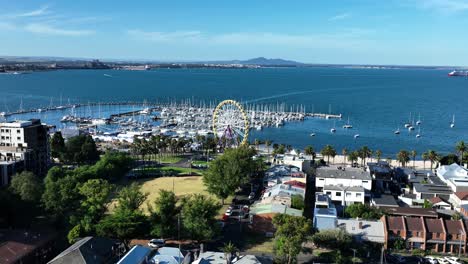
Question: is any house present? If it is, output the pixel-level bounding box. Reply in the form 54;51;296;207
193;251;272;264
322;185;365;205
313;193;338;231
263;165;306;187
116;245;152;264
382;215;468;254
249;204;303;234
337;219;385;243
48;237;122;264
429;196;452;210
371;194;399;208
151;247;185;264
383;207;438;218
367;161;393;192
272;152;312;172
412;182;453;201
315;165;372;195
450;192;468;209
437;163;468;192
261;183;305;200
0;229;57;264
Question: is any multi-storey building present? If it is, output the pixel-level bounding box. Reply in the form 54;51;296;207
0;119;50;185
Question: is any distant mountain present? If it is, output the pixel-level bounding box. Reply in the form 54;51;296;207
239;57;304;66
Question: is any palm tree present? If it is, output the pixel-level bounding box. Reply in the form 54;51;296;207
265;140;272;155
397;150;410;167
358;146;372;166
422;152;429;170
348;151;359;166
222;241;238;264
342;148;348;165
375;150;382;163
411;150;417;168
456;141;467;166
254;139;260;152
321;145;336;164
304;145;314;159
428;150;439;171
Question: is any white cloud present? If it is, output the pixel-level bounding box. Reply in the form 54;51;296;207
25;23;95;36
328;13;351;21
413;0;468;12
126;29;375;50
17;6;49;17
127;29;202;42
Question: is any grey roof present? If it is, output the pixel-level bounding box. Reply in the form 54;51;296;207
372;195;398;207
316;166;371;180
48;237;117;264
314;209;338;231
195;252;272;264
337;219;385;243
413;183;453;195
116;245;151;264
323;185;365;192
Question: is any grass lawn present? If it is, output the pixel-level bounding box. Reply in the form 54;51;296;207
133;166;201;176
133;176;230;214
241;233;275;254
192;160;209;166
157;155;184;164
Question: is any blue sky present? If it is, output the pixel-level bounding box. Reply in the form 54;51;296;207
1;0;468;65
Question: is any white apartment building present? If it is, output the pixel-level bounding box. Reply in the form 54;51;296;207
316;165;372;193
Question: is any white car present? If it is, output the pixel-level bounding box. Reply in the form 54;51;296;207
425;256;438;264
225;208;233;216
437;258;449;264
148;239;166;248
248;192;255;200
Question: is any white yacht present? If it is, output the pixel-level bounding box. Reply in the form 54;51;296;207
310;133;316;137
450;115;455;128
416;113;421;125
394;127;400;135
343;117;353;129
416;128;421;138
354;134;360;139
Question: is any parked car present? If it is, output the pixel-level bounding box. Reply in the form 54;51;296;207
425;256;438;264
225;208;233;216
248;192;255;200
148;239;166;248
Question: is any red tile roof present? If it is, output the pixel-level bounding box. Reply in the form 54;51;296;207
445;220;463;234
454;192;468;200
406;217;424;231
425;218;444;233
429;196;444;204
387;216;405;230
283;180;306;189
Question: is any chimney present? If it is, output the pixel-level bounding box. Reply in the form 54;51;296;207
359;221;363;229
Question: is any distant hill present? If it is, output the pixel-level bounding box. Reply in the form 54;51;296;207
239;57;304;66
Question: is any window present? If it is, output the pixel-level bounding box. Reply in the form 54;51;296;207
336;192;342;197
319;178;324;181
17;137;21;140
363;181;369;183
356;193;362;197
0;129;3;132
326;191;332;195
16;130;20;133
1;136;4;140
346;193;351;197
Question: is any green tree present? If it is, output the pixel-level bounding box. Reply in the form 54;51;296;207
397;150;410;167
273;214;311;264
203;147;257;204
428;150;439;171
50;132;65;159
291;195;305;210
116;182;148;211
439;154;460;166
393;237;406;250
148;190;178;238
304;145;315;159
68;179;113;243
265;140;272;155
96;183;149;248
180;194;221;241
348;151;359;166
311;229;352;250
321;145;336;164
222;242;238;263
375;150;382;162
273;144;286;155
423;199;433;209
345;203;383;220
452;212;463;220
62;135;100;164
358;146;372;166
341;148;348;165
422;152;429;170
9;171;43;202
456;141;467;166
411;150;417;168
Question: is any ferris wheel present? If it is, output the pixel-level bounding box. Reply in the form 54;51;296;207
212;100;250;147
